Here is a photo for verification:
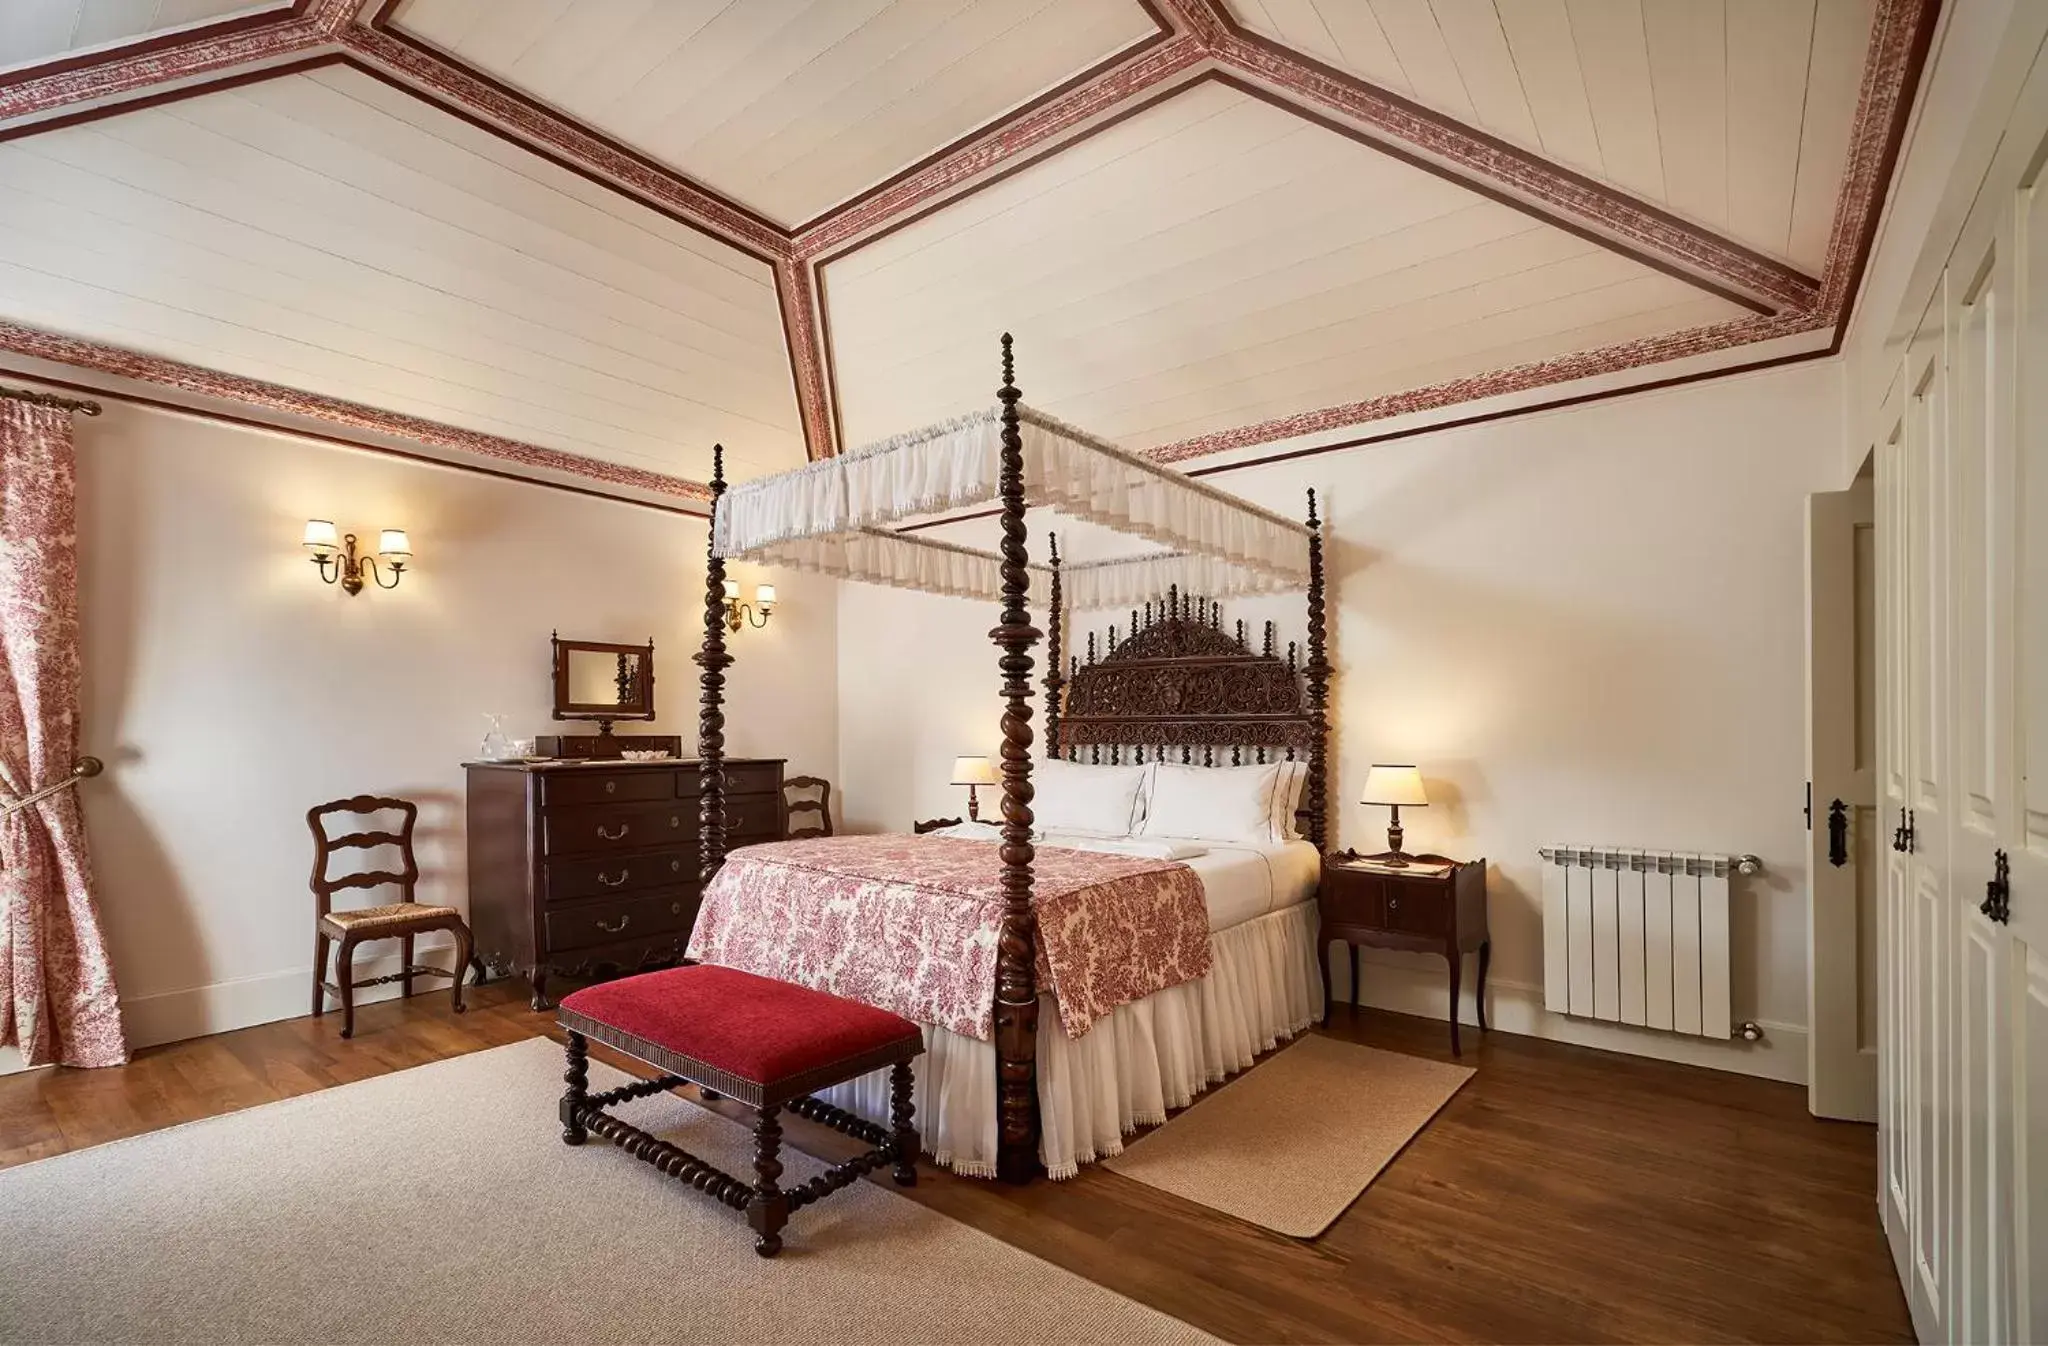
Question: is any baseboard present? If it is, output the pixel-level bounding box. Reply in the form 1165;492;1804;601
0;938;469;1077
1334;950;1809;1086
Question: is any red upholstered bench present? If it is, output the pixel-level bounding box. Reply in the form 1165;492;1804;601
556;964;923;1257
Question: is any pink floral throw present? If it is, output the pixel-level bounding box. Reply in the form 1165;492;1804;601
0;401;126;1067
689;835;1212;1040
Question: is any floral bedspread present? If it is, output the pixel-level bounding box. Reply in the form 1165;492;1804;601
686;835;1212;1041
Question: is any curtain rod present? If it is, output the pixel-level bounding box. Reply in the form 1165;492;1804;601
1;383;102;416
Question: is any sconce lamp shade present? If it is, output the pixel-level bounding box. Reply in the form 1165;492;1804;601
950;755;998;787
1360;764;1428;807
756;583;776;609
302;519;339;554
377;528;411;560
722;578;741;600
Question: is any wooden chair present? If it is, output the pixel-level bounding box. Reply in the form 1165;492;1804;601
783;775;833;839
309;795;479;1039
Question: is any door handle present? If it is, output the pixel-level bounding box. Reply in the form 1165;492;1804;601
595;914;630;934
595;869;629;888
1893;808;1910;854
1982;850;2011;925
1827;800;1849;868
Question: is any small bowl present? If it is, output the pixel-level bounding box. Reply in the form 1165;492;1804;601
621;749;673;761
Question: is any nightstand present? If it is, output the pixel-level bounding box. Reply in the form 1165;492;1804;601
1318;849;1490;1054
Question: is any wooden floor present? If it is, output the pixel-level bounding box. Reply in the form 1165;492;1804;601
0;982;1911;1345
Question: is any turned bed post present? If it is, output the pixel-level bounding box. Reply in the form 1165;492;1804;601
698;444;733;885
991;333;1042;1184
1304;488;1331;852
1043;533;1063;757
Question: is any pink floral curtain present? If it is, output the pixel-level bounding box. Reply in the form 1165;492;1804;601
0;400;125;1068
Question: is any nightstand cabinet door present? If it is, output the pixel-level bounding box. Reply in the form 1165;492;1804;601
1383;880;1451;937
1321;871;1385;931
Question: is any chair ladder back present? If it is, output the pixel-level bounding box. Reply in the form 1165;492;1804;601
307;795;420;918
782;775;833;840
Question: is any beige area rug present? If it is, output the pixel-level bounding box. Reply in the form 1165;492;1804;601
1105;1033;1474;1238
0;1038;1212;1346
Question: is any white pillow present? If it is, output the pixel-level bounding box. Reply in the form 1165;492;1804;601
1031;759;1147;837
1272;759;1309;841
1139;762;1282;845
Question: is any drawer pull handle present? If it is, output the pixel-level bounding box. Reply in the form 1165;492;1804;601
596;823;629;841
670;902;681;915
596;870;629;888
670;859;681;873
595;914;630;934
605;781;616;795
1388;897;1398;911
670;815;681;828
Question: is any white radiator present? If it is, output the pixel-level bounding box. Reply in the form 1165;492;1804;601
1539;846;1756;1040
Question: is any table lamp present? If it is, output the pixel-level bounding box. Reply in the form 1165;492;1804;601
951;755;998;821
1361;764;1428;865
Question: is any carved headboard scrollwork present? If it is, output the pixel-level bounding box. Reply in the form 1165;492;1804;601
1053;587;1314;764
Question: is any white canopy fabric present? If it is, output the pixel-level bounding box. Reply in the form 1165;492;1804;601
713;405;1309;609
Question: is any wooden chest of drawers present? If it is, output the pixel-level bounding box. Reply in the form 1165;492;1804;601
465;758;785;1009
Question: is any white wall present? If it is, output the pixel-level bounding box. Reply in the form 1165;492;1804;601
839;360;1844;1081
31;403;835;1063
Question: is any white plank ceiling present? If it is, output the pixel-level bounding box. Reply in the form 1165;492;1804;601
0;0;288;73
0;63;806;482
822;78;1747;452
1226;0;1876;275
386;0;1163;227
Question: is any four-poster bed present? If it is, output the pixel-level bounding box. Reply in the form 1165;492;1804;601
692;337;1330;1182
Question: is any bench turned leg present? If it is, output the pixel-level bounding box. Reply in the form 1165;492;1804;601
748;1105;789;1258
890;1060;919;1187
559;1031;589;1146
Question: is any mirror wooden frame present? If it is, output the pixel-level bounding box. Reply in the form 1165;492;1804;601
551;633;656;759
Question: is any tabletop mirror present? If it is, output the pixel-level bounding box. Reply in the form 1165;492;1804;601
551;633;655;758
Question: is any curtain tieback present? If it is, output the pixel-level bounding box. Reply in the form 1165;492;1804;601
0;756;103;820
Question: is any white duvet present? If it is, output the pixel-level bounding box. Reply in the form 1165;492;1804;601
925;822;1319;932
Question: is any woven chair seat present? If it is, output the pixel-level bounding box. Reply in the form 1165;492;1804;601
318;902;462;938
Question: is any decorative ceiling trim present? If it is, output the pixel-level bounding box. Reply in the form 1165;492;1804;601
1146;309;1820;464
0;0;1942;478
0;0;347;126
0;321;714;503
791;38;1209;263
4;365;710;520
352;2;785;254
0;0;307;89
1176;0;1821;315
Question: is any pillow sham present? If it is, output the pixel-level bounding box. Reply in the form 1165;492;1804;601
1272;759;1309;841
1030;759;1147;837
1138;761;1282;845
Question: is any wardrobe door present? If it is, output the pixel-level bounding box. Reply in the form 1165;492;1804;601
2009;140;2048;1345
1948;211;2018;1346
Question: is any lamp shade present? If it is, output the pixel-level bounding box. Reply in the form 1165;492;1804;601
722;578;741;600
756;583;776;608
1360;764;1428;807
950;755;998;786
302;519;339;552
377;528;411;559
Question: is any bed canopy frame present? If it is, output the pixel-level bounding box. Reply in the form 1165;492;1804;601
695;336;1330;1183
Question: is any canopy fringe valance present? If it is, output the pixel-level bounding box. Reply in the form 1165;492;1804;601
713;402;1309;609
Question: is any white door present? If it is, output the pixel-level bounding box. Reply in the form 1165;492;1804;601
2007;133;2048;1345
1809;474;1878;1121
1947;209;2015;1346
1903;318;1955;1343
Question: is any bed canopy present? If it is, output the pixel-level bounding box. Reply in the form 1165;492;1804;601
711;393;1311;610
694;336;1329;1184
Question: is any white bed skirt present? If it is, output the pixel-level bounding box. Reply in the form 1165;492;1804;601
815;899;1324;1179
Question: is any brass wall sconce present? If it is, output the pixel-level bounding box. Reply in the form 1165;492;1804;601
722;578;776;631
304;520;410;596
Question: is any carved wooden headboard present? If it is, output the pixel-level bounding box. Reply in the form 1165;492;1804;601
1049;590;1314;768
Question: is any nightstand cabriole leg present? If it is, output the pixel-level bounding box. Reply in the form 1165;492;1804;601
1448;948;1462;1056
